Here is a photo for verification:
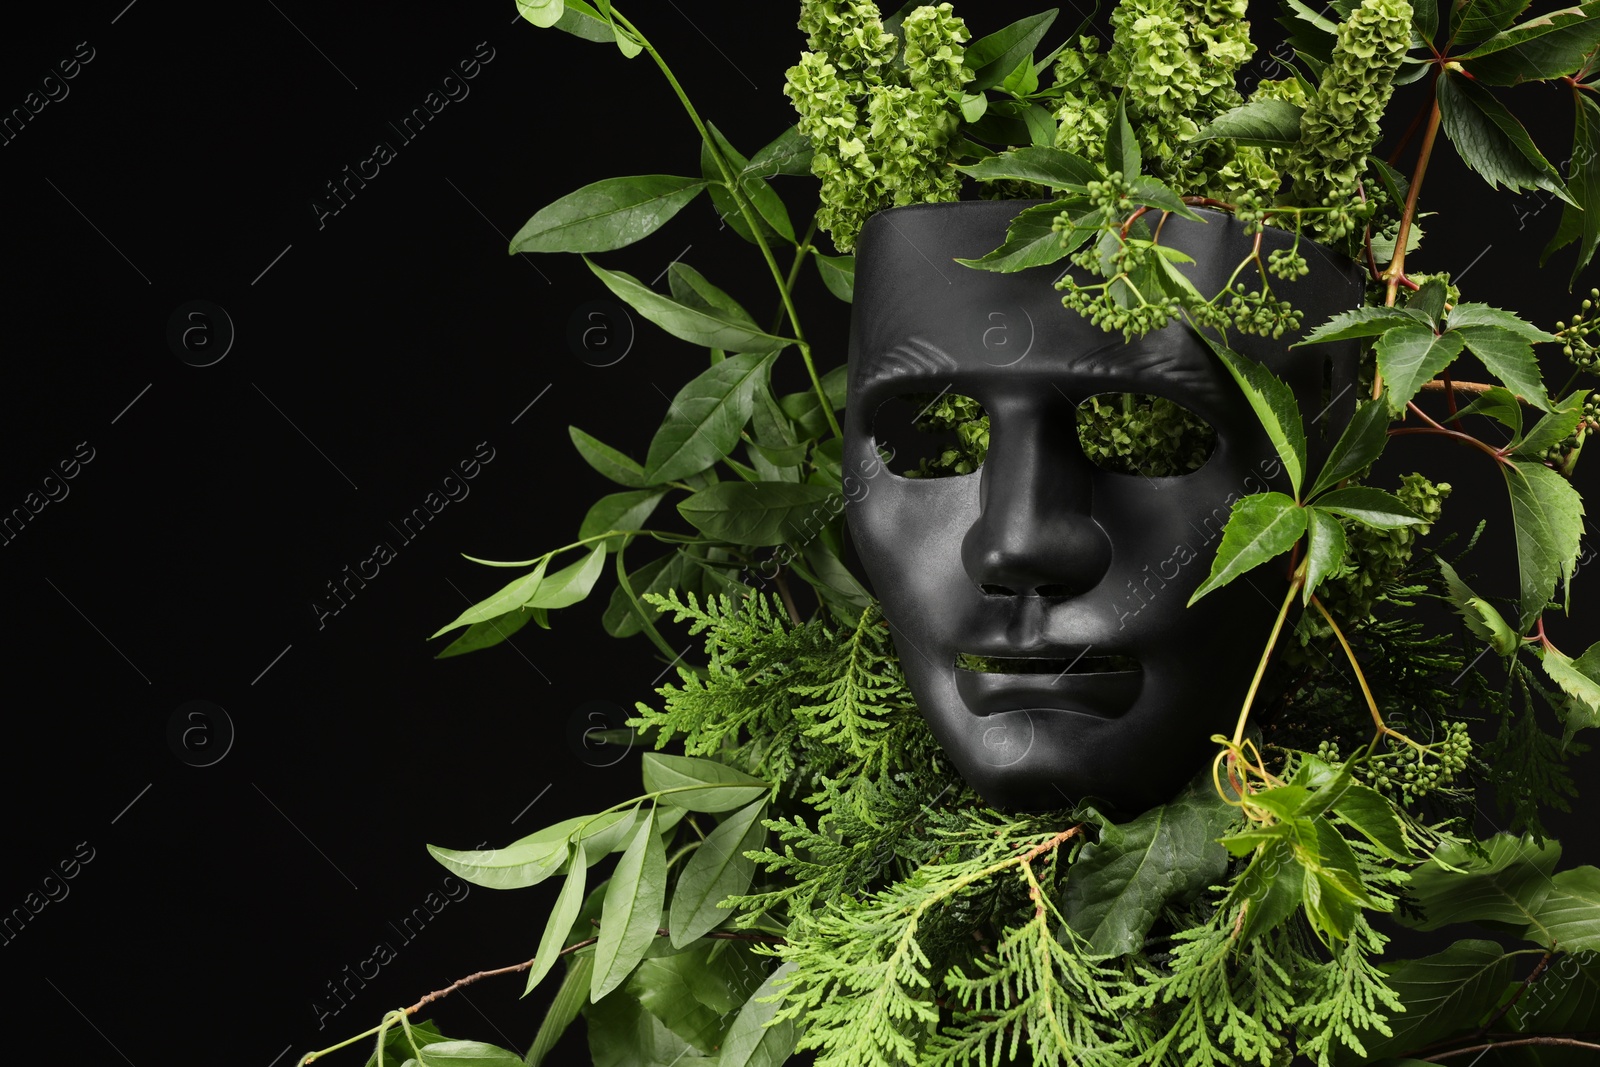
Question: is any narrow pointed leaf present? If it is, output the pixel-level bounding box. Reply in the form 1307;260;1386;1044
430;557;550;638
1313;486;1424;529
525;842;588;995
955;201;1077;272
1538;644;1600;738
580;489;667;546
641;753;769;812
426;809;636;890
718;962;800;1067
1375;323;1466;415
965;9;1059;89
1107;93;1140;176
1452;0;1537;49
1543;94;1600;284
1457;325;1551;410
1304;508;1348;603
667;262;759;325
592;806;667;1001
1445;302;1559;341
1189;493;1307;604
1190;99;1305;147
512;176;706;254
1450;385;1525;438
570;426;650;488
669;798;768;947
527;953;595;1065
747;124;813;178
527;543;607;609
585;258;794;352
644;350;778;484
434;609;535;659
1308;398;1393;499
1124;175;1204;220
953;147;1097;189
678;482;839;546
1459;3;1600;84
1436;72;1575;203
1503;457;1585;627
1295;305;1416;345
1201;334;1307;496
1437;556;1521;654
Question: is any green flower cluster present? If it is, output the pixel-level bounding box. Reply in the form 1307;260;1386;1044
1289;0;1413;240
785;1;973;252
1049;37;1114;161
1319;719;1472;805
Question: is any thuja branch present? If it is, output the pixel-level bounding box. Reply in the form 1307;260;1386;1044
610;8;841;441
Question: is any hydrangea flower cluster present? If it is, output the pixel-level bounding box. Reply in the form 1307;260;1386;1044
785;1;973;252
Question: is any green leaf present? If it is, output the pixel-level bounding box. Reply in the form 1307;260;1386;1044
1189;493;1307;604
580;490;667;547
430;557;550;638
813;251;855;303
1202;334;1307;497
592;806;668;1001
1436;71;1575;204
669;798;768;947
667;262;758;325
1295;305;1417;346
965;9;1059;90
570;426;650;488
1446;302;1559;342
718;962;799;1067
585;258;794;353
1123;175;1204;220
1457;325;1552;410
1332;783;1417;861
1408;276;1450;326
1404;834;1561;930
1231;839;1306;943
1107;93;1140;177
778;364;848;437
603;551;696;639
1308;399;1393;500
1359;940;1517;1059
1544;94;1600;285
582;980;696;1066
550;0;622;43
1451;0;1535;49
516;0;565;28
426;808;636;890
1304;508;1348;603
1312;486;1425;529
626;940;752;1053
644;350;778;484
1504;457;1585;627
1459;3;1600;84
1525;865;1600;950
511;176;706;254
525;842;589;996
433;609;534;659
1450;386;1525;438
1375;323;1467;415
1190;98;1305;147
1514;387;1589;458
1061;775;1238;956
1437;556;1521;654
678;481;838;546
1538;644;1600;738
1506;947;1600;1032
703;124;795;245
957;202;1101;273
363;1020;448;1067
640;753;769;812
528;543;608;609
952;146;1097;189
527;954;594;1065
747;124;813;178
399;1040;523;1066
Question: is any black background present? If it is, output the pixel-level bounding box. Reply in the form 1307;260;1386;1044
4;1;1599;1064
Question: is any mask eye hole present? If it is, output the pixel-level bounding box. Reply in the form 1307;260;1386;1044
873;391;989;478
1076;392;1217;477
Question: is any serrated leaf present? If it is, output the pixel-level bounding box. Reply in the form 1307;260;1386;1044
1544;94;1600;285
677;481;838;546
1459;3;1600;84
592;806;667;1001
1437;556;1522;654
1457;325;1552;410
1201;334;1307;497
1191;98;1305;147
953;146;1097;189
1304;507;1348;603
1452;0;1535;50
640;753;769;812
1515;387;1589;457
1295;305;1418;346
527;954;594;1065
1359;940;1517;1059
1451;385;1525;438
1107;93;1140;176
813;251;855;302
1437;71;1575;203
1539;643;1600;739
955;201;1077;272
627;940;752;1053
1124;175;1204;220
585;258;794;353
644;350;778;484
670;798;767;947
1376;322;1467;415
1313;486;1425;529
511;176;706;254
570;426;650;488
1061;775;1238;955
1333;783;1417;861
525;842;589;995
1309;398;1393;500
965;9;1058;90
1504;457;1585;627
1409;277;1450;326
1189;493;1307;604
430;557;550;639
719;962;799;1067
1403;834;1561;930
1446;302;1559;341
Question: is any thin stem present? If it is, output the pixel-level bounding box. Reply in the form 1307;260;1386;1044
1310;595;1384;736
1232;575;1305;747
1383;95;1442;311
614;536;685;663
1389;425;1509;463
613;9;841;441
774;568;802;625
1423;1036;1600;1061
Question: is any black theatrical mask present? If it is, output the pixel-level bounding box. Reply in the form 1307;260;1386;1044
843;201;1363;814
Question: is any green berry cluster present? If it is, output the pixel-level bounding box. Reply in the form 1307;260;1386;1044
1289;0;1412;241
1338;720;1472;805
1267;246;1310;279
785;1;973;253
1555;288;1600;372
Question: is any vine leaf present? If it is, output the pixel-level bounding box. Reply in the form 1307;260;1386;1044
1311;486;1424;529
812;250;855;302
525;840;589;996
1356;940;1516;1059
1190;98;1304;147
592;805;668;1001
1296;305;1418;345
1307;399;1392;500
1189;493;1306;605
1449;384;1524;437
511;175;706;253
1401;833;1561;930
669;797;768;947
1061;775;1238;956
1436;557;1520;655
585;257;795;352
1544;94;1600;285
1201;333;1307;497
1503;457;1584;628
1303;508;1348;604
1458;3;1600;84
958;202;1105;272
1436;71;1575;204
1374;323;1466;415
1456;325;1551;410
1451;0;1536;51
1536;641;1600;739
644;350;778;484
964;9;1059;90
1512;387;1588;457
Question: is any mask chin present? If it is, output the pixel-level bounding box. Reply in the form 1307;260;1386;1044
843;199;1364;814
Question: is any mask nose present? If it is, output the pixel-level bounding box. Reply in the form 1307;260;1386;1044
960;398;1113;598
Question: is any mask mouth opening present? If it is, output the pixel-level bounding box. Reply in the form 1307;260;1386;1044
956;652;1141;676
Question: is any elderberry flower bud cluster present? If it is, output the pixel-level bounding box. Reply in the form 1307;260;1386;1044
1556;288;1600;371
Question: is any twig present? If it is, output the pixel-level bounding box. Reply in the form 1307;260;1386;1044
1422;1035;1600;1061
